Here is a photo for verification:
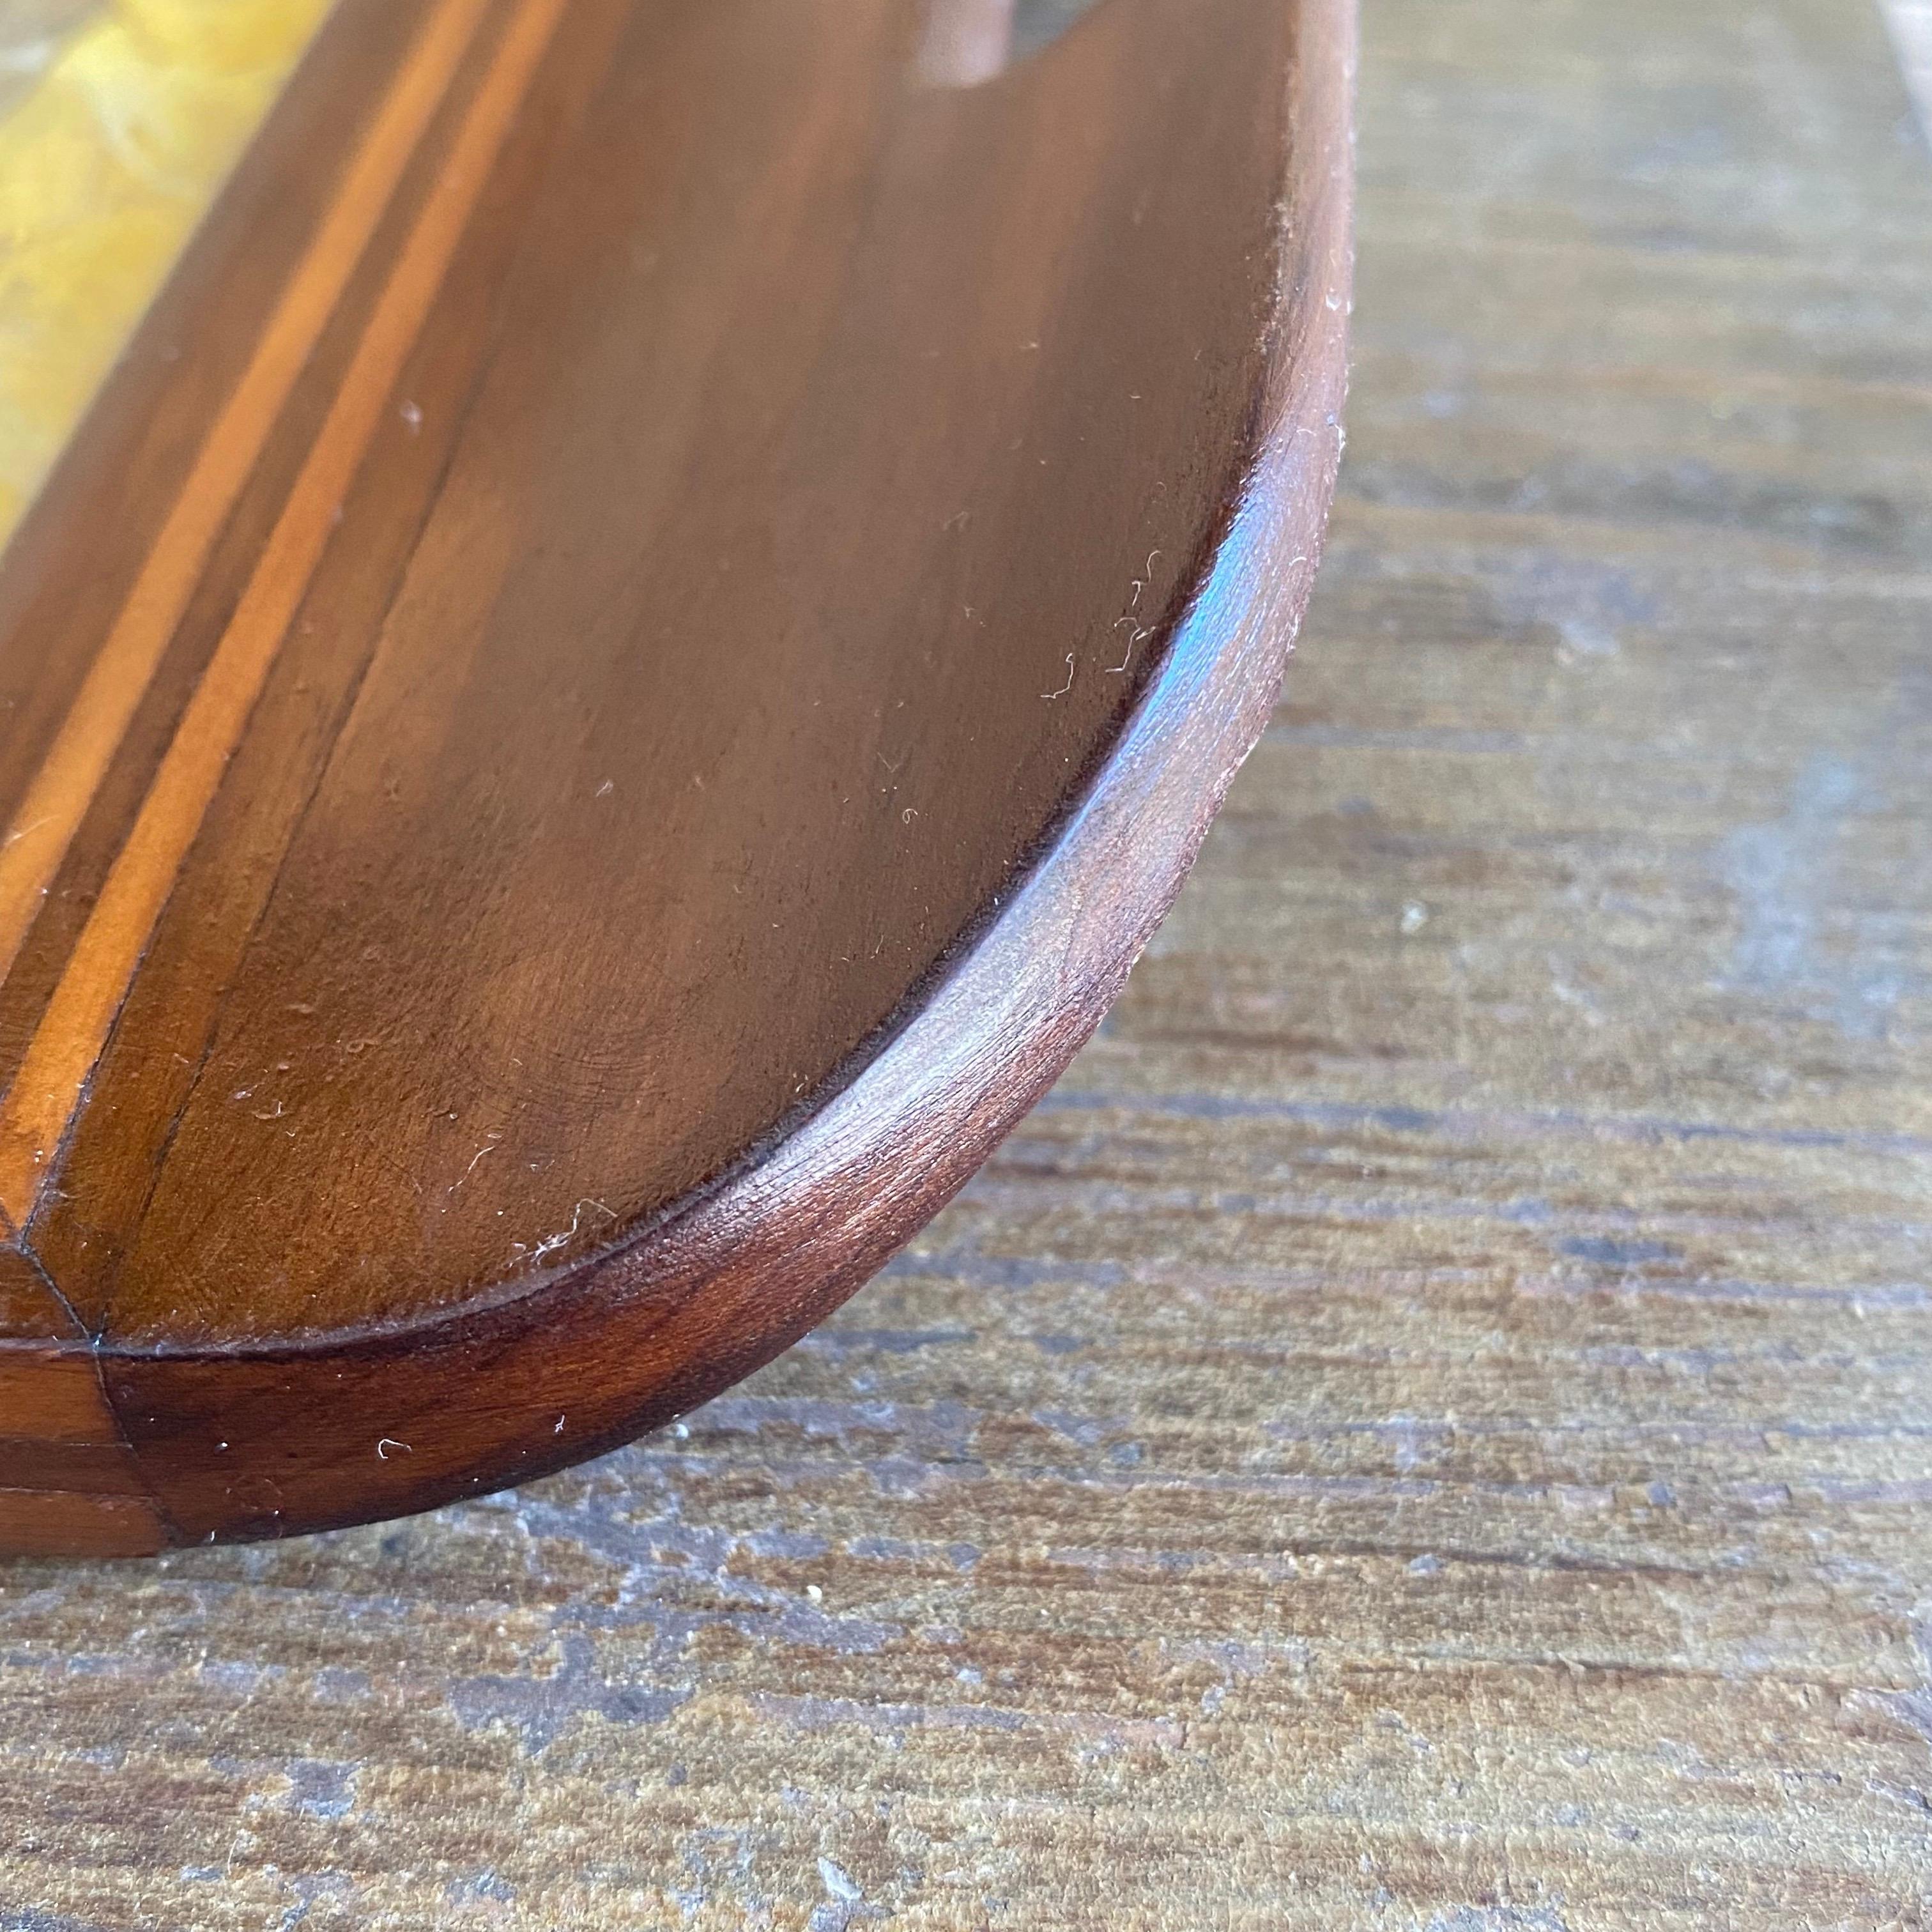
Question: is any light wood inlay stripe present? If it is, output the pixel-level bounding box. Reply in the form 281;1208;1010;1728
0;0;572;1229
0;0;494;998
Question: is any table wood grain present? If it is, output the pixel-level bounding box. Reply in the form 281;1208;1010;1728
3;0;1929;1921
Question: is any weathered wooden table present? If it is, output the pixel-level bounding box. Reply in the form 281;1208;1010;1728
4;0;1931;1923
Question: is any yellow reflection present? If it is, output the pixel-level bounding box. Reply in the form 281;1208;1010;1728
0;0;333;540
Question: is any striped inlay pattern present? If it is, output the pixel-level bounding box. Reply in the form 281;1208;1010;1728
0;0;568;1235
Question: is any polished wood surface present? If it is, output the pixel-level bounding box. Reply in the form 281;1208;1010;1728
4;0;1928;1918
0;0;1353;1551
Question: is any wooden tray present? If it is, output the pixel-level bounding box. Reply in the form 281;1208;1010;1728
0;0;1352;1555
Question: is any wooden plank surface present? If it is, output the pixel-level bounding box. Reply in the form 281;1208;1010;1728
2;0;1929;1922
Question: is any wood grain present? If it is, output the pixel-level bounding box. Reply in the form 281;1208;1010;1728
4;0;1930;1924
0;0;1350;1549
0;0;555;1222
0;0;482;1002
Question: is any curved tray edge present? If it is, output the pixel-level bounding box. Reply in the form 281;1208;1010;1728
22;0;1356;1555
